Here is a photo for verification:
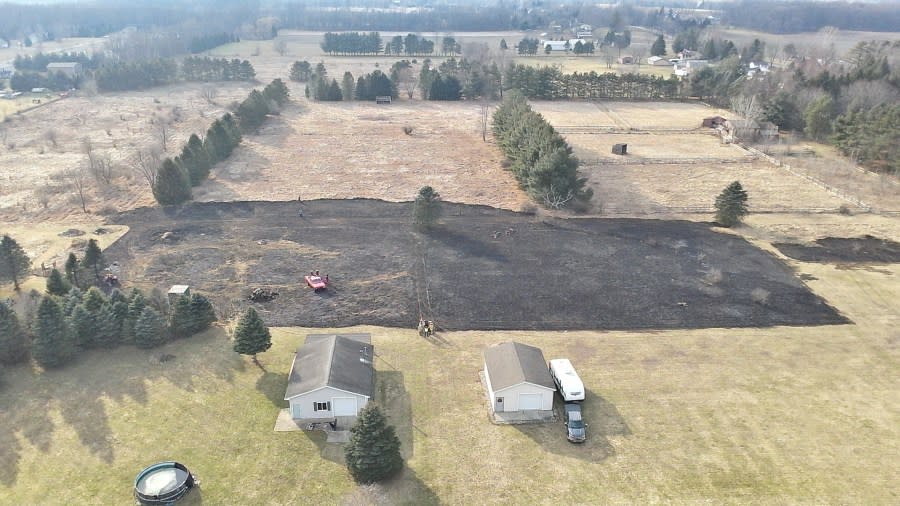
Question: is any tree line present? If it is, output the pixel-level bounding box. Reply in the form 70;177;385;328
321;32;383;56
181;57;255;82
9;71;78;92
190;32;239;54
723;1;900;34
504;65;681;100
492;91;592;210
308;65;397;102
152;79;290;205
13;51;103;71
0;235;216;370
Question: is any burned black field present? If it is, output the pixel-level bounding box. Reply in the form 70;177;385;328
107;200;847;330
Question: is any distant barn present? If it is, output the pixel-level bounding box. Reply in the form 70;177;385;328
702;116;726;128
46;62;83;79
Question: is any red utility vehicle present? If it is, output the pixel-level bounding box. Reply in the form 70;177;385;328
305;275;328;292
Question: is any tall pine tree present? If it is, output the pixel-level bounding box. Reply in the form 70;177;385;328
83;239;104;282
46;268;70;296
33;296;76;368
344;404;404;483
189;293;216;334
0;234;31;291
715;181;749;227
0;301;29;365
153;158;192;205
134;306;168;349
233;307;271;364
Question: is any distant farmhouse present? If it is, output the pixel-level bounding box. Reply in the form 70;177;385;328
674;60;709;77
647;56;672;66
540;39;585;52
576;24;593;39
46;62;84;79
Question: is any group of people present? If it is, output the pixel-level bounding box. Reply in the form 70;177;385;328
417;318;435;337
308;270;329;283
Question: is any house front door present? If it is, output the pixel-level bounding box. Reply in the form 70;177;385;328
494;396;504;413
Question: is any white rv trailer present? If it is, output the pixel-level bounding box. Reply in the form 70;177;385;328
548;358;585;402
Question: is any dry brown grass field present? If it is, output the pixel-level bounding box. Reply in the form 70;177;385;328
0;82;255;221
195;97;528;210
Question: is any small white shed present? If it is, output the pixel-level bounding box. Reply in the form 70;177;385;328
483;342;555;413
284;334;374;424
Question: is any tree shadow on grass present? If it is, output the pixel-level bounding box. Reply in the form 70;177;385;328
513;389;630;463
0;328;242;486
384;467;441;506
376;371;414;460
255;370;289;409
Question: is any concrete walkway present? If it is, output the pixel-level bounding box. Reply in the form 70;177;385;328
274;409;351;443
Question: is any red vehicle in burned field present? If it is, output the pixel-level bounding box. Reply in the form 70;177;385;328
304;271;329;292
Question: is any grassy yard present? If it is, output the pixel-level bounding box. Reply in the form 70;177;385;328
1;244;897;504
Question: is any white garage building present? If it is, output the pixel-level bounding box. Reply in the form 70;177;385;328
483;342;556;413
284;333;374;427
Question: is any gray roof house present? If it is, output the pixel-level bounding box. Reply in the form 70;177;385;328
284;333;374;426
483;342;555;413
46;62;83;79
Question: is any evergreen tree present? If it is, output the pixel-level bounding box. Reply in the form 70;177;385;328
233;307;271;364
500;39;508;51
83;239;104;282
32;296;76;368
413;186;442;232
326;79;343;101
0;234;31;291
236;89;270;132
65;252;80;288
124;291;147;343
189;293;216;334
762;92;804;132
341;72;355;101
221;113;243;146
651;35;667;56
83;286;106;313
63;287;83;316
715;181;749;227
344;404;404;483
0;301;29;365
262;78;290;107
804;96;834;141
170;295;194;338
68;304;97;349
181;133;211;185
134;306;168;349
702;39;718;60
45;268;70;296
290;60;312;82
93;304;121;349
153;158;192;205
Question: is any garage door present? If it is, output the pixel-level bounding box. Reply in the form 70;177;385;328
333;397;358;416
519;393;542;410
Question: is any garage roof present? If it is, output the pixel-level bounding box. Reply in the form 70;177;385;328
284;333;374;399
483;341;555;391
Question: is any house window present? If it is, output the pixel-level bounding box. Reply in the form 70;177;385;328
313;401;330;412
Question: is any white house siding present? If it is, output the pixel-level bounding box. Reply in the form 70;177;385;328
493;383;554;412
484;363;495;399
287;386;369;419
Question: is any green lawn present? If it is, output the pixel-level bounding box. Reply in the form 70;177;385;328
1;257;898;504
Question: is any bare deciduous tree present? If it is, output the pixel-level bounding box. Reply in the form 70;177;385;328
399;67;418;99
201;85;218;104
90;153;115;185
134;147;162;188
64;166;89;213
43;128;58;148
480;102;491;142
731;94;762;121
274;38;288;56
81;136;96;172
542;185;574;209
